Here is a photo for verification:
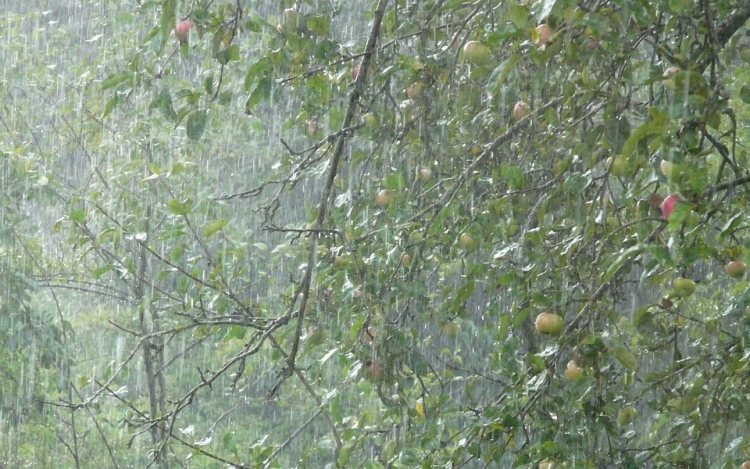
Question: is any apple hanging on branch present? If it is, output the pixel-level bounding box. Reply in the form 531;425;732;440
174;20;194;44
535;312;564;335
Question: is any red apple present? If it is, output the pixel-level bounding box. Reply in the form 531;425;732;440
741;461;750;469
364;360;385;382
406;82;422;99
535;312;564;335
660;194;680;220
726;260;747;278
282;8;298;30
375;189;394;207
463;41;492;65
174;20;194;43
400;253;412;267
534;24;553;46
513;101;531;119
351;64;361;81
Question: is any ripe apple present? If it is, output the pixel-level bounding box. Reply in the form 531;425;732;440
400;253;412;267
306;120;320;137
606;156;629;177
174;20;194;44
741;461;750;469
458;233;477;249
351;64;373;81
364;360;385;382
470;145;482;156
564;360;583;382
441;322;461;337
462;41;492;65
538;459;555;469
660;194;680;220
282;8;298;29
672;277;696;297
513;101;531;119
406;82;422;99
663;66;680;77
535;312;564;335
416;167;431;180
375;189;394;207
726;260;747;278
534;24;553;46
617;406;638;425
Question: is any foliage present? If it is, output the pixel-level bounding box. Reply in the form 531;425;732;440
4;0;750;468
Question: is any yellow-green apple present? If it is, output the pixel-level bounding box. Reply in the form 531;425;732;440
607;156;629;177
538;459;555;469
174;20;194;43
617;406;638;425
673;277;696;297
458;233;477;249
660;159;679;179
726;260;747;278
564;360;583;382
463;41;491;65
535;312;564;335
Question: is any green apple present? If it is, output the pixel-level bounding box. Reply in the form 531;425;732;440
538;459;555;469
607;156;629;177
535;312;564;335
463;41;492;65
672;277;696;297
458;233;477;249
617;406;638;425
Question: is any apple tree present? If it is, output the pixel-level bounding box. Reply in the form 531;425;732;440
18;0;750;467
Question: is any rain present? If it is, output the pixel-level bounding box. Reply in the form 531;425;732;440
2;0;750;468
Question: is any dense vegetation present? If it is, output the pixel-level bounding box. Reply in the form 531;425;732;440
3;0;750;467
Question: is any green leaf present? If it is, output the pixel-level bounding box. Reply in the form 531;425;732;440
153;88;177;122
604;245;646;281
620;108;669;159
307;16;330;35
101;71;132;91
69;209;87;223
611;346;638;371
245;77;272;113
167;198;194;215
487;56;520;97
186;110;208;140
740;85;750;104
204;219;228;237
